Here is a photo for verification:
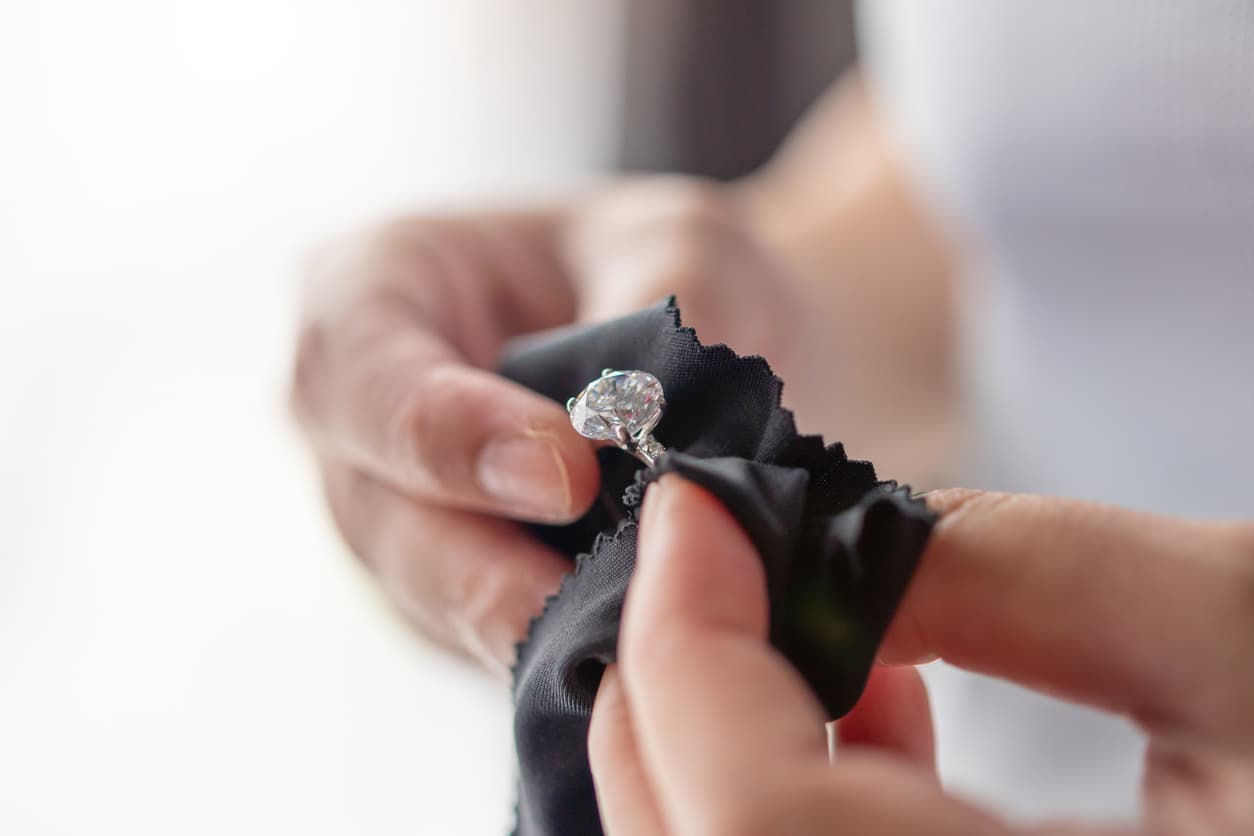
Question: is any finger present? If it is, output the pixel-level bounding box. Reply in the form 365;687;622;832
564;179;806;373
298;311;599;523
836;665;936;771
1143;743;1254;836
322;462;570;678
623;478;1005;835
565;179;743;325
880;489;1254;747
588;666;668;836
619;476;831;829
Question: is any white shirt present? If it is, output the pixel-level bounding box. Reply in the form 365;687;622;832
860;0;1254;822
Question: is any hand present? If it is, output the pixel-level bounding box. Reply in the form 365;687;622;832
290;179;810;679
590;479;1254;834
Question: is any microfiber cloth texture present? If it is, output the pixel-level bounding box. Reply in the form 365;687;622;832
499;298;935;836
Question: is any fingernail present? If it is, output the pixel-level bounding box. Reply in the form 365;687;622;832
476;436;572;520
639;474;676;530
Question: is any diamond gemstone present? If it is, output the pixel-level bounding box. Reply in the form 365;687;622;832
569;370;665;442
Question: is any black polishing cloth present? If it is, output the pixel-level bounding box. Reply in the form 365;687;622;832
500;298;934;836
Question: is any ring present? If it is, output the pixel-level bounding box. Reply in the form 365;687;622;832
567;369;667;467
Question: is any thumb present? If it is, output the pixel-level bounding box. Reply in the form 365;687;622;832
620;478;1003;836
618;476;830;826
299;312;599;522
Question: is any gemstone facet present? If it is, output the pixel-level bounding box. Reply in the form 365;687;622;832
568;370;665;444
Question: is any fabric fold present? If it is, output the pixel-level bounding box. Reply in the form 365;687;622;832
501;298;935;836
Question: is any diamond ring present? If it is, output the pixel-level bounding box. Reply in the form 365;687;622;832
567;369;667;467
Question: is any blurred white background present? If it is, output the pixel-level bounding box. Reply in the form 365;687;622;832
0;2;624;833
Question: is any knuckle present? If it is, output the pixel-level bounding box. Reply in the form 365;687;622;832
655;256;705;304
667;205;735;255
651;227;731;307
306;217;445;317
301;230;376;309
290;226;415;431
659;179;735;226
666;228;720;273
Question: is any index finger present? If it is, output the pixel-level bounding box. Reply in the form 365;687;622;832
881;490;1254;749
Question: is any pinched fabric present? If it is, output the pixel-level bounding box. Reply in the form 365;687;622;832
500;299;935;836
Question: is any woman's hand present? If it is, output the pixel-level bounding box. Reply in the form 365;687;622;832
591;478;1254;834
290;179;810;679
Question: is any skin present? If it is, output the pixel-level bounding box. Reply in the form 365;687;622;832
289;72;1254;832
290;76;952;677
291;184;828;678
590;477;1254;835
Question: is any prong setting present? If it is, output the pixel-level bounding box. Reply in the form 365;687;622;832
568;369;668;467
